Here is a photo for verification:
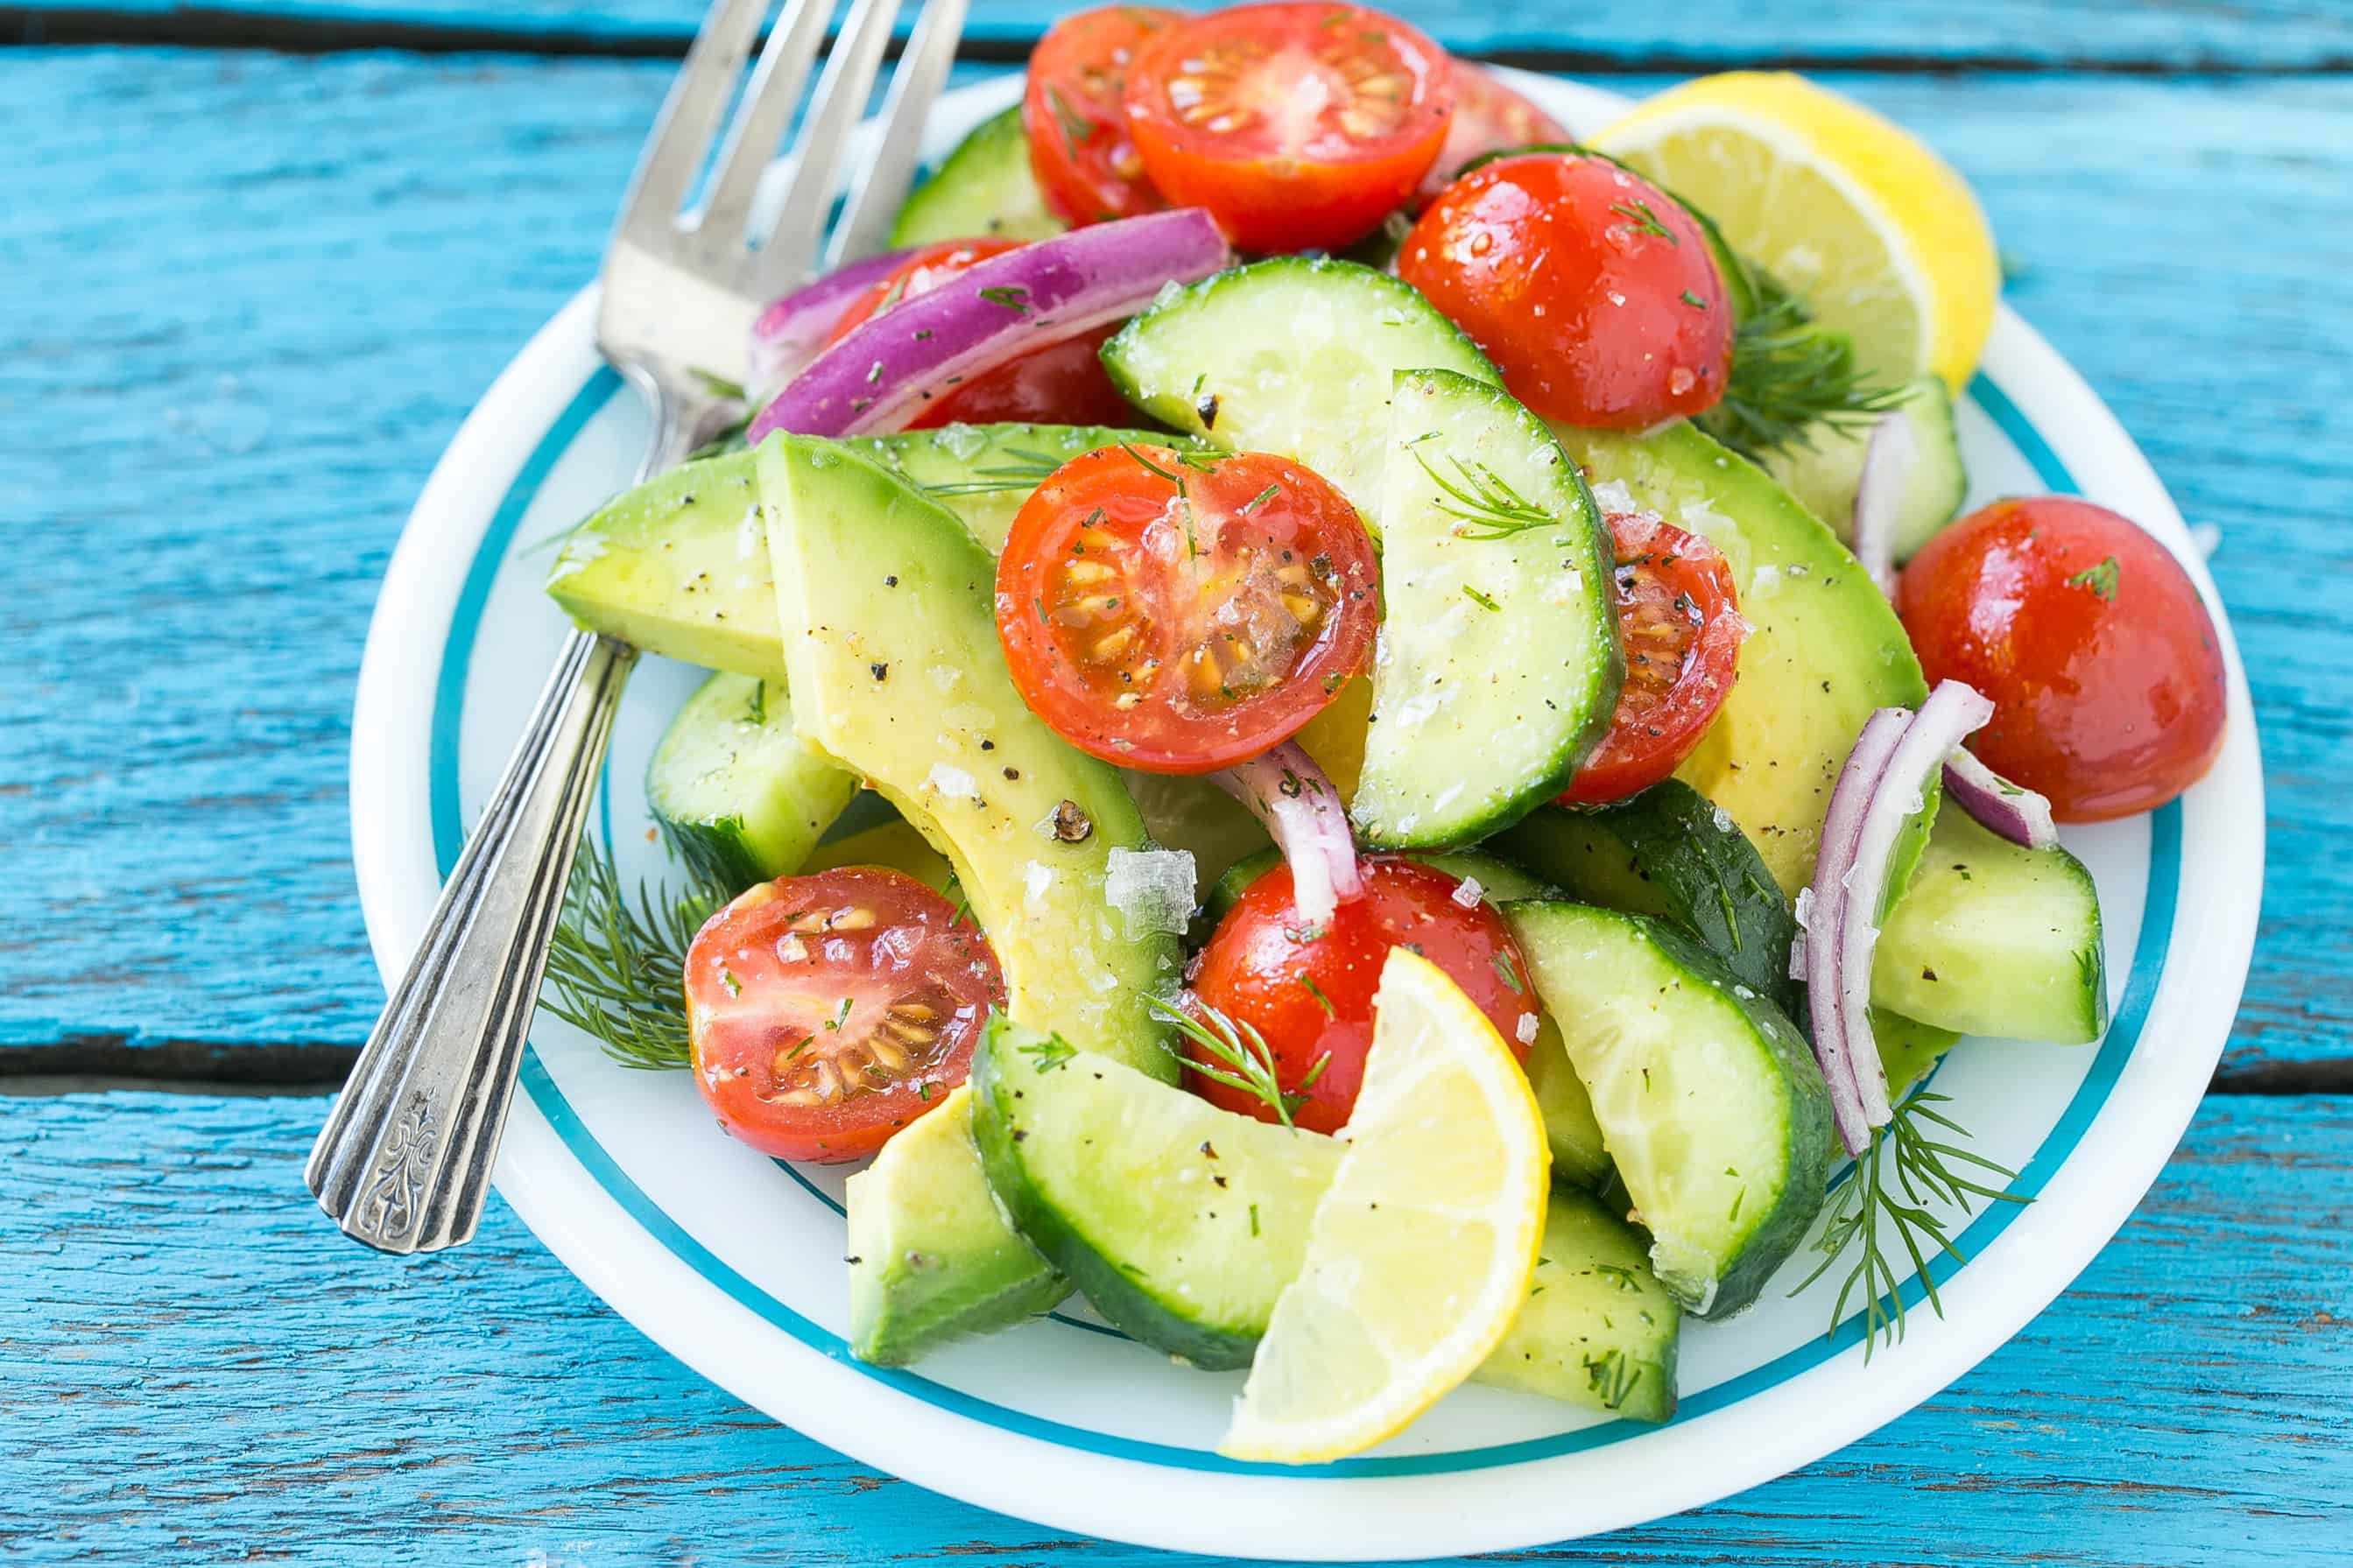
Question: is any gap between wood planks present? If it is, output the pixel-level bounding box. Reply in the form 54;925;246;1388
0;1035;2346;1096
9;4;2353;73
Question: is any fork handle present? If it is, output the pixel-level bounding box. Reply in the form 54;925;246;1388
307;628;637;1252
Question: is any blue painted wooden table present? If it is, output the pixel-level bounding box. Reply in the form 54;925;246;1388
4;4;2350;1563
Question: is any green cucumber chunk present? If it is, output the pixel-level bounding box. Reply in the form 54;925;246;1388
1755;377;1966;562
1492;784;1800;1017
973;1018;1677;1417
845;1086;1066;1364
889;107;1067;249
1194;847;1609;1192
1503;901;1830;1318
970;1016;1339;1369
1352;369;1622;847
1100;256;1497;535
1551;419;1927;896
801;816;956;891
645;671;857;889
1877;808;2108;1044
547;425;1185;673
1483;1188;1680;1423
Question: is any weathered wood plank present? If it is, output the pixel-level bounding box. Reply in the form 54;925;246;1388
1;1089;2345;1564
1;52;2345;1072
11;0;2353;69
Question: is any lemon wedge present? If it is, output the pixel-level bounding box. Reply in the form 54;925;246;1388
1594;71;1999;390
1220;948;1548;1463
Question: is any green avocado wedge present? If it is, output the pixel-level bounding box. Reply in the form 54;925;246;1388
546;424;1197;675
1504;901;1830;1318
971;1016;1679;1417
1550;419;1927;897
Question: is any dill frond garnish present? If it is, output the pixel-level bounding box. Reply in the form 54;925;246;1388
541;836;730;1072
1701;271;1903;461
1149;994;1328;1129
1792;1089;2028;1359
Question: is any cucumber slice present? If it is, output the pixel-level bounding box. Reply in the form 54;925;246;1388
1099;257;1497;534
1502;901;1830;1318
1351;370;1622;847
1492;784;1800;1017
645;671;858;890
1483;1188;1680;1423
969;1016;1339;1370
972;1017;1677;1416
1876;808;2108;1044
1755;377;1967;561
801;816;956;891
845;1086;1066;1364
888;107;1067;250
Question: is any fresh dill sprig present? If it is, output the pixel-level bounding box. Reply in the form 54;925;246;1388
1792;1089;2028;1359
1702;271;1903;461
1581;1347;1643;1410
541;836;731;1072
913;447;1068;498
1410;447;1556;539
1148;994;1327;1129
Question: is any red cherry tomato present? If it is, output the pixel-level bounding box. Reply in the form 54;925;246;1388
1413;64;1567;210
821;239;1136;428
1561;511;1745;805
1399;151;1732;428
1898;496;2227;821
1186;857;1538;1133
1022;5;1184;226
682;868;1005;1163
1122;2;1455;254
995;444;1378;773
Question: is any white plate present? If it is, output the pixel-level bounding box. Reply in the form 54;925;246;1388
349;70;2265;1560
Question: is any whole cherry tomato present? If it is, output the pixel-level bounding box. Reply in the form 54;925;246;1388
1022;5;1184;225
1898;496;2227;820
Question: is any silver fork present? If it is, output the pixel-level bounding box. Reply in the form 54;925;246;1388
306;0;969;1255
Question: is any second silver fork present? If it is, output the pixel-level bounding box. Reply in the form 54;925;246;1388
306;0;968;1255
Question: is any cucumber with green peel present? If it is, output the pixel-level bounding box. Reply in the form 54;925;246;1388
971;1016;1677;1416
1874;808;2109;1044
800;815;956;892
969;1016;1339;1369
645;671;858;890
546;424;1192;672
888;107;1067;250
1099;256;1498;535
1491;784;1800;1017
1350;369;1622;848
846;1086;1066;1364
1502;901;1830;1318
1755;376;1966;560
1193;847;1610;1191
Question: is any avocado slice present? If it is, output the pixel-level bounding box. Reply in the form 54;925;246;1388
546;424;1198;676
757;432;1180;1364
1548;420;1928;897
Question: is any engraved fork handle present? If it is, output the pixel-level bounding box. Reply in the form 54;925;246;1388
306;384;725;1253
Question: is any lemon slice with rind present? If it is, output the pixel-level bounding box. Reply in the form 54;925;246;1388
1595;71;1999;390
1221;948;1548;1464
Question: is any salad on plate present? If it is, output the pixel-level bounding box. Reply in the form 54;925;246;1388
535;1;2228;1464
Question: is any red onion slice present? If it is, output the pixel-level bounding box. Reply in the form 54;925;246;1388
747;209;1231;440
1804;707;1911;1156
1942;747;2060;850
1849;405;1914;597
744;247;913;391
1826;680;1997;1146
1211;742;1363;927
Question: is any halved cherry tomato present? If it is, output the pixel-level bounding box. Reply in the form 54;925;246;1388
1898;496;2227;820
1399;151;1731;428
1186;856;1537;1133
821;239;1137;429
1560;510;1744;805
1413;63;1567;210
994;444;1377;773
1123;2;1455;253
1022;5;1184;226
682;868;1005;1163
